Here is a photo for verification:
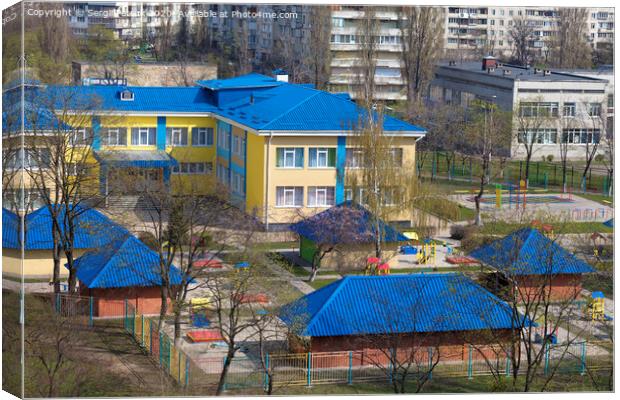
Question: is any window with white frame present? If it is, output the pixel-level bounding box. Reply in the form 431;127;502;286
519;102;559;117
344;186;368;205
276;186;303;207
231;135;245;158
216;164;230;184
562;129;601;144
308;186;335;207
276;148;304;168
192;127;213;146
588;103;602;117
131;127;156;145
71;128;91;146
166;127;188;146
102;128;127;146
172;162;213;174
308;147;336;168
517;129;557;144
563;103;576;117
389;148;403;166
345;148;365;168
231;172;244;194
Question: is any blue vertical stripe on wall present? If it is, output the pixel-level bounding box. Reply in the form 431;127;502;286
336;136;346;204
157;116;166;150
243;131;248;200
92;116;101;150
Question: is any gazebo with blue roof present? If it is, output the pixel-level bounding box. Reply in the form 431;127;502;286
470;228;595;301
289;202;408;271
279;274;526;360
72;234;185;317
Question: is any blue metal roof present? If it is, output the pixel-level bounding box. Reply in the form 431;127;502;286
2;206;129;250
280;274;525;337
94;150;178;168
2;208;20;249
4;74;425;135
289;201;408;245
603;218;613;228
469;228;595;276
71;234;184;289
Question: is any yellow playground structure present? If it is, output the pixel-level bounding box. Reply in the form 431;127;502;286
586;291;605;321
417;239;436;265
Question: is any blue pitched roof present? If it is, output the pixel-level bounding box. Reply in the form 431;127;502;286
289;201;408;245
72;234;184;289
280;274;525;337
603;218;613;228
2;206;129;250
469;228;595;276
4;74;425;135
2;208;20;248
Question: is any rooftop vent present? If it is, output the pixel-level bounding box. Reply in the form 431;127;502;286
534;68;542;74
482;56;497;71
487;67;496;73
503;69;512;76
120;89;134;101
273;68;289;83
543;69;551;76
448;60;457;66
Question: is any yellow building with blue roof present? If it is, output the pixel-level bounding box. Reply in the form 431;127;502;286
3;72;426;229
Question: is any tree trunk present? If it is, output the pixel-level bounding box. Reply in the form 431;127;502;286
308;266;319;282
157;285;168;332
174;309;182;344
216;346;235;395
474;176;485;226
52;242;61;293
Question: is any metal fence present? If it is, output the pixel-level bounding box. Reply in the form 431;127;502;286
46;293;613;391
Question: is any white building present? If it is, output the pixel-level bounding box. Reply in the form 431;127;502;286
429;57;611;160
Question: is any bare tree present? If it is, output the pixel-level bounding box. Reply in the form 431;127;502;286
514;98;555;188
550;8;592;69
468;224;599;392
307;6;332;90
24;87;104;293
580;100;605;192
509;17;535;66
355;7;380;105
399;7;444;103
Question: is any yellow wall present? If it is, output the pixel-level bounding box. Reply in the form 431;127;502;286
245;133;266;217
2;248;88;278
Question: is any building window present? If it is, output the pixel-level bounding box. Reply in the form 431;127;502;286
344;187;367;205
519;102;559;117
172;162;213;174
308;186;335;207
131;127;156;146
231;172;244;194
588;103;602;117
70;128;92;146
276;186;303;207
216;164;230;184
191;127;214;146
232;135;246;158
345;148;365;168
389;148;403;166
562;129;601;144
217;122;231;150
102;128;127;146
517;129;558;144
166;127;188;146
276;148;304;168
563;103;576;117
308;148;336;168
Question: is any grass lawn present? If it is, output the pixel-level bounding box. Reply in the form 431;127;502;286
579;192;614;206
582;261;613;299
229;372;611;395
308;278;339;290
479;221;613;235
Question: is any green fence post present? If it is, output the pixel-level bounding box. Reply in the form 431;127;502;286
56;293;61;314
306;352;312;387
150;321;154;354
505;356;511;377
89;296;93;327
467;345;473;379
124;298;128;331
141;314;145;347
347;351;353;385
544;343;550;376
264;353;270;390
185;356;190;387
580;342;587;375
428;347;433;380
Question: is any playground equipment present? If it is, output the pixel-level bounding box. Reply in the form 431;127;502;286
531;220;554;238
377;263;390;275
403;231;419;241
417;239;436;265
365;257;381;275
586;292;605;321
187;329;224;343
234;261;250;272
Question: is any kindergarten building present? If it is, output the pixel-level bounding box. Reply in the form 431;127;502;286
2;72;425;230
280;274;523;362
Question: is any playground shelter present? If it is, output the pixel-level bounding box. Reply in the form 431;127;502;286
72;234;184;317
279;274;525;362
289;202;408;271
470;228;595;302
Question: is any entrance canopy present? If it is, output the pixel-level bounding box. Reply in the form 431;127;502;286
94;150;178;168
